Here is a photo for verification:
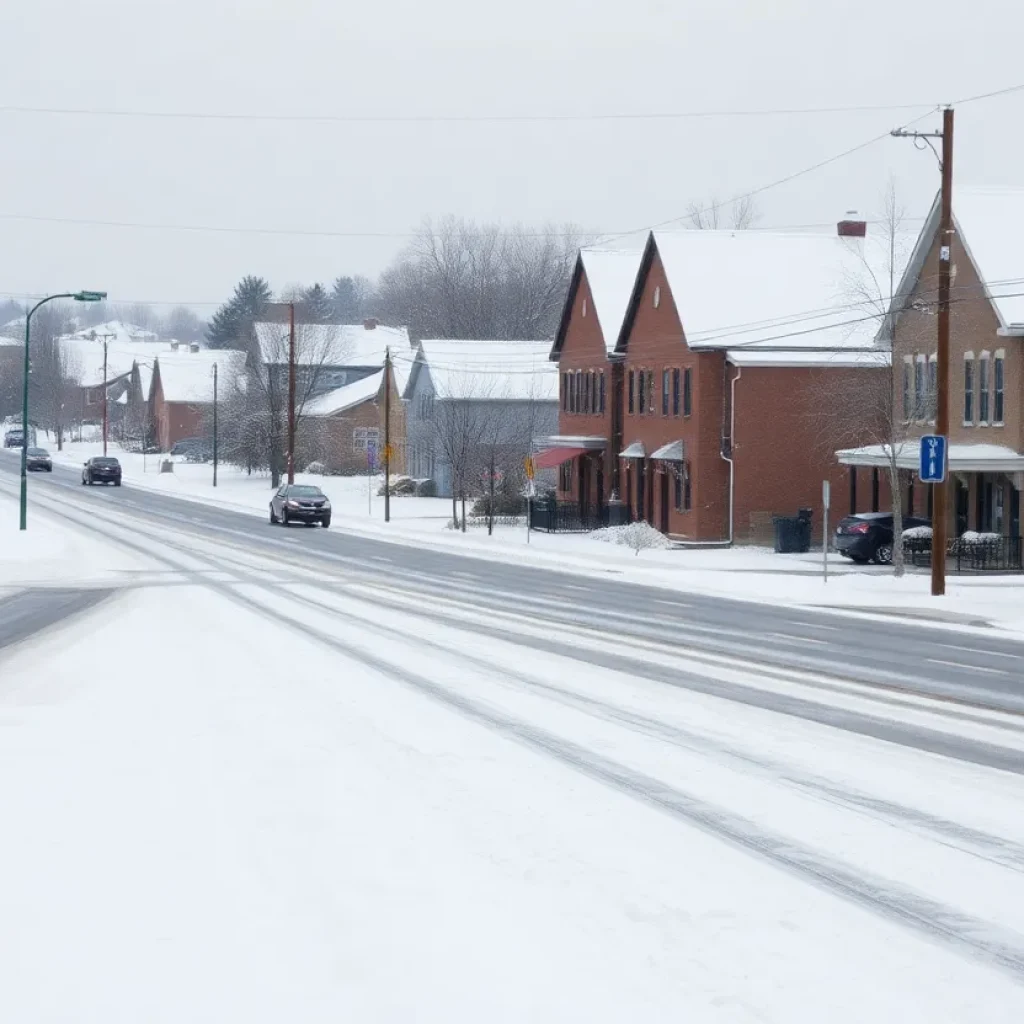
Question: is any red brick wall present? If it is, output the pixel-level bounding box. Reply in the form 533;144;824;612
732;366;889;543
556;271;612;504
319;374;406;476
620;250;730;539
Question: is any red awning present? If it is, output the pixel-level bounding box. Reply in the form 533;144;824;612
533;446;589;469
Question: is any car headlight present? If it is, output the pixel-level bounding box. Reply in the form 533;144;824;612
286;500;300;508
322;501;331;509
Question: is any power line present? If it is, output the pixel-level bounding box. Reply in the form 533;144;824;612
953;81;1024;106
0;101;939;125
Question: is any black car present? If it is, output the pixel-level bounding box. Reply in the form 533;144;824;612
82;456;122;486
835;512;931;564
26;447;52;472
270;484;331;527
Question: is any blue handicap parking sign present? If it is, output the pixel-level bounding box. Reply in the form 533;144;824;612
919;434;947;484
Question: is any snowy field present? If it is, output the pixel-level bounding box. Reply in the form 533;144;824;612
17;439;1024;637
1;481;1024;1021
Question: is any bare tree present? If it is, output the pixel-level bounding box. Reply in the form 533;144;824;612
810;183;927;575
239;322;351;487
377;217;587;340
432;394;489;530
686;195;760;230
27;303;81;450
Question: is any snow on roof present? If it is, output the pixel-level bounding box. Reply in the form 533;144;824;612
155;350;246;404
304;370;384;418
412;339;558;402
580;248;643;354
953;187;1024;329
838;441;1024;472
646;228;913;352
726;348;891;368
254;321;411;372
70;321;159;344
60;336;173;387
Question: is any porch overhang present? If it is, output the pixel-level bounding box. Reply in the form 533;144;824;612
838;442;1024;474
533;446;590;469
619;441;646;459
650;440;685;461
535;434;606;451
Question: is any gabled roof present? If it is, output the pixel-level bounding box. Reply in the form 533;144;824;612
303;370;384;418
405;339;558;402
60;337;172;387
617;228;912;355
153;350;245;404
899;186;1024;334
253;322;412;371
70;320;159;344
550;248;642;360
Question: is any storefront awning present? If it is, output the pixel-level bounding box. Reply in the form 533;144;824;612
838;442;1024;474
650;440;685;461
533;446;589;468
620;441;646;459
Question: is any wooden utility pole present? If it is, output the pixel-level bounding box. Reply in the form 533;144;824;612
383;347;391;523
102;337;109;456
212;361;219;488
892;107;954;597
287;302;296;485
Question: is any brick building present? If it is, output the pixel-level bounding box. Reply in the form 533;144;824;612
150;350;245;451
544;222;900;542
840;186;1024;539
303;366;406;475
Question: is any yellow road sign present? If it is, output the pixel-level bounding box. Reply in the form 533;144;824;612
524;456;535;480
382;443;395;463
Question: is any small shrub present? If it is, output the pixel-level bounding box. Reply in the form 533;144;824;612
305;461;327;475
592;522;671;555
471;493;525;517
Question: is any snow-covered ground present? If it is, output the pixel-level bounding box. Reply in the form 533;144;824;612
2;487;1023;1021
20;439;1024;638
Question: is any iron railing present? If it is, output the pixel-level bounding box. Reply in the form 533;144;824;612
529;499;616;533
903;535;1023;572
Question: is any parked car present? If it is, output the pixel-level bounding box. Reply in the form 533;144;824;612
81;456;122;486
4;429;24;449
170;438;212;462
26;447;52;472
835;512;931;564
270;484;331;527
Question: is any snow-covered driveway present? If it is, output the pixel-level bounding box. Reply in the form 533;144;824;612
1;482;1024;1022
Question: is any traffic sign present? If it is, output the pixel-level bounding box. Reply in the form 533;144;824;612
381;443;395;464
524;456;535;480
919;434;947;483
366;444;378;470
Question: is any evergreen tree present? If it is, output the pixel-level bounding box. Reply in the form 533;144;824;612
301;283;334;323
206;276;272;349
331;275;375;322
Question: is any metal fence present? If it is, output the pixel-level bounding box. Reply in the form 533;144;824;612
904;535;1024;572
529;500;611;533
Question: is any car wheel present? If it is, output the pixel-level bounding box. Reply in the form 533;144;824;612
269;506;278;524
114;480;121;487
281;510;289;527
322;518;331;529
81;477;86;485
873;543;893;565
46;466;52;472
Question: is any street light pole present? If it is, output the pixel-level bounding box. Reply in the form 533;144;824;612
20;290;106;530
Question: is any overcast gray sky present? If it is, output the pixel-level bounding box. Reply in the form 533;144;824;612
1;0;1021;315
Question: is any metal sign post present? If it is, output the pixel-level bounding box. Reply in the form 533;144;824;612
822;479;831;584
367;443;377;515
524;454;535;545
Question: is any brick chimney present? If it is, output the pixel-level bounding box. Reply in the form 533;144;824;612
363;317;378;331
837;210;867;238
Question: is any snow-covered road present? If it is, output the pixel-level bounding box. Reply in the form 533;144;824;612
2;481;1024;1022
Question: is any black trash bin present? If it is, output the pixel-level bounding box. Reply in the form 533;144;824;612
773;510;813;554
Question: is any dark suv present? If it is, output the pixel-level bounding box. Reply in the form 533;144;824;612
835;512;930;564
270;484;331;527
82;456;123;486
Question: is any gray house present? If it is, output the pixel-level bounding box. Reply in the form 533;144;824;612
403;339;558;498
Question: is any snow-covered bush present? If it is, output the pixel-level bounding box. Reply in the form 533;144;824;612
960;531;1002;545
901;526;933;540
592;522;671;555
304;461;326;475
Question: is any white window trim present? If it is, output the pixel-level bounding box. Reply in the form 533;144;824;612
653;286;661;309
978;350;991;426
963;351;975;427
915;353;927;424
902;354;914;424
581;298;587;318
994;348;1006;426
